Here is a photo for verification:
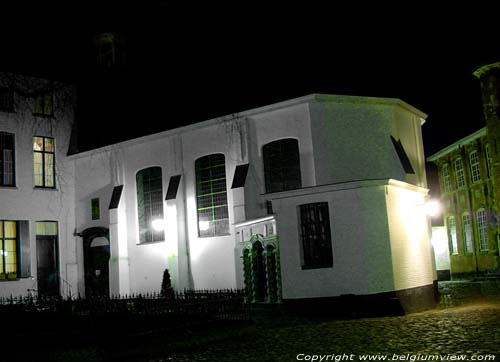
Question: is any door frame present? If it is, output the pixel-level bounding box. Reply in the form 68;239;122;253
80;227;110;298
36;234;60;297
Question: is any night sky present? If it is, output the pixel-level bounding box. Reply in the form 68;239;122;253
1;13;499;198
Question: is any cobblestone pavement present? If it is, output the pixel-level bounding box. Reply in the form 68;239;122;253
158;301;500;362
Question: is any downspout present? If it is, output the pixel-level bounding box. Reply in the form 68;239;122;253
179;135;194;289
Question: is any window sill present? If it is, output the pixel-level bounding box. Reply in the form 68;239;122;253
32;113;54;118
0;185;17;189
0;109;15;113
34;186;58;191
301;264;333;270
198;233;231;239
137;240;165;246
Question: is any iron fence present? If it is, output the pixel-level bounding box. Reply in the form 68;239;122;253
0;288;250;321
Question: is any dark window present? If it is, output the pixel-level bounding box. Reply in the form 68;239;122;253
195;154;229;237
263;138;301;193
33;136;55;188
0;221;18;279
136;167;164;243
33;93;53;116
299;202;333;269
0;132;15;186
91;198;100;220
0;88;14;112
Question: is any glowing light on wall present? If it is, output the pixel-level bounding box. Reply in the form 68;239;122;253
152;219;165;232
198;220;210;231
425;199;441;217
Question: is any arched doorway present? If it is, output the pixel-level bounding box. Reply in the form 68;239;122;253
81;227;110;298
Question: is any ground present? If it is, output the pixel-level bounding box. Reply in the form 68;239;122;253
49;300;500;362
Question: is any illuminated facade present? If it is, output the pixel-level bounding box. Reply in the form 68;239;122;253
427;61;500;279
428;128;499;277
1;85;437;313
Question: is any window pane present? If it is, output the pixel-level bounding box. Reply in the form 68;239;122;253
36;221;58;236
44;94;53;115
299;202;333;268
263;138;301;193
136;167;164;243
44;137;54;152
33;137;44;151
5;239;16;273
4;221;16;238
195;154;229;237
45;153;54;187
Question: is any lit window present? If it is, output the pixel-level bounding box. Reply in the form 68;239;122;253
469;151;481;183
0;132;15;186
33;93;53;116
91;198;100;220
33;136;55;188
0;221;18;279
447;216;458;255
477;209;488;251
454;158;465;188
195;154;229;237
263;138;301;193
442;164;451;192
485;145;492;178
136;167;164;243
299;202;333;269
462;213;473;253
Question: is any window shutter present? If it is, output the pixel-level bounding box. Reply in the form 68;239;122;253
19;221;31;278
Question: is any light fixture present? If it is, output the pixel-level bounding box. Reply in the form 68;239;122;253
199;220;210;231
425;199;441;217
152;219;165;231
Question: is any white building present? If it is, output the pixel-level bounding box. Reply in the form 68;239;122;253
1;75;436;313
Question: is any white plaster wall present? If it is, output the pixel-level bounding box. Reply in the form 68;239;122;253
0;80;76;298
244;103;315;220
309;99;426;187
271;183;394;299
385;183;435;290
392;108;427;188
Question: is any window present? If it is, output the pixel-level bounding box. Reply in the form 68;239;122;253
91;198;100;220
447;216;458;255
477;209;488;251
469;151;481;183
0;221;18;279
462;213;473;253
299;202;333;269
0;132;15;186
0;88;14;112
195;154;229;237
33;93;53;116
442;163;451;192
485;144;492;178
33;136;55;188
263;138;301;193
136;167;164;243
454;158;465;188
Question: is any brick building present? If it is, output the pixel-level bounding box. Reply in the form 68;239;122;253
428;61;500;278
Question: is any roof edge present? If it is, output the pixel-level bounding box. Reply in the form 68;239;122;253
427;127;487;162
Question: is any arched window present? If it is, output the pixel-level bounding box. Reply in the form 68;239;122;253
263;138;301;193
195;154;229;237
136;167;164;243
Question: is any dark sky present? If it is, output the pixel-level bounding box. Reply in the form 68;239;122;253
1;13;498;197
